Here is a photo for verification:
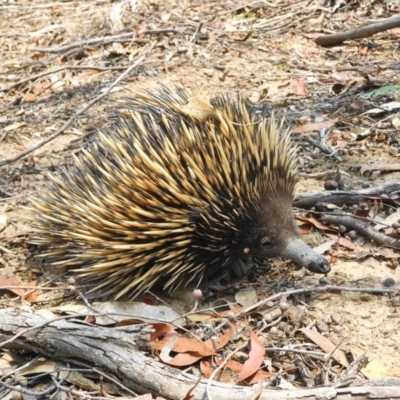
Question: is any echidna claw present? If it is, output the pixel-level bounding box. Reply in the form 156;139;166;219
225;259;248;278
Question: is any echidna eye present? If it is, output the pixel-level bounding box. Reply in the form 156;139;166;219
261;238;274;248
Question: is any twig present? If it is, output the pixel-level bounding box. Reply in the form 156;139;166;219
0;192;35;201
264;347;325;359
334;353;369;388
323;333;349;371
191;22;203;42
0;285;74;291
0;246;14;256
0;65;129;93
0;355;41;382
0;44;154;168
206;342;248;400
0;379;56;397
235;285;394;318
294;136;340;160
34;32;148;54
143;28;184;36
92;367;138;397
299;169;350;179
0;2;75;9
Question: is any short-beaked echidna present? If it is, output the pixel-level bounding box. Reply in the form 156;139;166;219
31;87;330;299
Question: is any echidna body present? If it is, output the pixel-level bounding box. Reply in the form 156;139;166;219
31;87;330;299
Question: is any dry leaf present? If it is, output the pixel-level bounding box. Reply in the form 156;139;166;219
300;328;349;367
175;93;215;121
238;326;265;381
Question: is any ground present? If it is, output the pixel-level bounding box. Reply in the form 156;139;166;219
1;0;400;396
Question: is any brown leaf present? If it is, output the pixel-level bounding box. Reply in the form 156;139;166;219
290;77;308;97
0;275;37;302
300;327;349;367
238;326;265;381
175;93;215;121
151;323;216;356
325;233;356;250
297;215;333;232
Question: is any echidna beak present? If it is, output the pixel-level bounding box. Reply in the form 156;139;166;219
283;239;331;274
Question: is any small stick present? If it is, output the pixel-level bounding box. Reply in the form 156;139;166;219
235;285;393;318
206;342;248;400
33;32;147;53
191;23;203;42
0;65;129;93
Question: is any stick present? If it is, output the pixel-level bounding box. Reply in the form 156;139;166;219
33;32;147;53
315;15;400;47
0;65;129;93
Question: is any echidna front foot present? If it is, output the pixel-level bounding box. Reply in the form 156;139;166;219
227;258;251;279
283;239;330;274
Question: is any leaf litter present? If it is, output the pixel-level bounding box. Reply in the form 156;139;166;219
1;0;400;398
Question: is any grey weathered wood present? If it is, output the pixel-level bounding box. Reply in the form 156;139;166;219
315;15;400;46
1;310;400;399
293;181;400;209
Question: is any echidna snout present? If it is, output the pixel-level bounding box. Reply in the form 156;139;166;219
283;239;331;274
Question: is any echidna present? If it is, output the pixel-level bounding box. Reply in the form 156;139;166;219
31;86;330;299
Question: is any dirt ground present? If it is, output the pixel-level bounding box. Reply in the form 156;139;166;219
1;0;400;396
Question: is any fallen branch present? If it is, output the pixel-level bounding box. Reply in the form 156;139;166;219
1;310;400;400
293;181;400;209
294;136;340;160
322;213;400;248
315;15;400;47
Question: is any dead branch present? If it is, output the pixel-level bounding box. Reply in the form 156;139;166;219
0;45;154;168
322;213;400;248
315;15;400;47
1;309;400;400
295;136;341;160
293;181;400;209
299;169;349;179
